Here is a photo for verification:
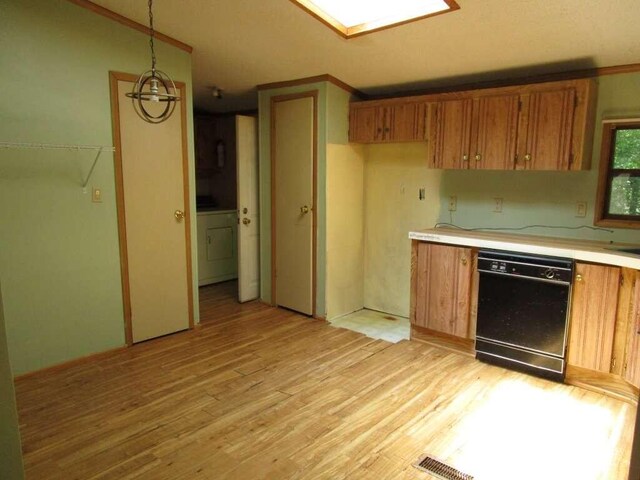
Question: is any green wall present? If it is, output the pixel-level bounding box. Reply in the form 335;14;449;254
257;81;352;318
0;0;198;374
437;72;640;243
0;285;25;480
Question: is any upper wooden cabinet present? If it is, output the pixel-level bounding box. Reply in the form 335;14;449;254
349;101;426;143
567;263;621;372
517;88;576;170
350;78;596;171
472;94;520;170
411;242;473;339
427;99;472;169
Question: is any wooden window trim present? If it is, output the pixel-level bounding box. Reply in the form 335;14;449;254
595;119;640;228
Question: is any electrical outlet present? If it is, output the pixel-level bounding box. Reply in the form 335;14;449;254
448;195;457;211
576;201;587;217
494;197;503;213
92;187;103;203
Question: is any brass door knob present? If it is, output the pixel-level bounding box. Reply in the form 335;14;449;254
524;153;532;162
461;257;468;266
242;217;251;225
174;209;185;222
300;205;310;214
575;274;583;282
475;153;482;162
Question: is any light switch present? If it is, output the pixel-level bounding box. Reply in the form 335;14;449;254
92;187;103;203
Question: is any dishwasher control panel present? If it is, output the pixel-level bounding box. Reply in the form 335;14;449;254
479;252;573;284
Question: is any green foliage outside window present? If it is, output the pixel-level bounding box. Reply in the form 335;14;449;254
608;128;640;216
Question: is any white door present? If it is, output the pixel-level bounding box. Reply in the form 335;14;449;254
273;94;315;315
113;75;192;343
236;115;260;303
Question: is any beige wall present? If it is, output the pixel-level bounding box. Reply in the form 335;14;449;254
363;143;442;317
326;144;365;320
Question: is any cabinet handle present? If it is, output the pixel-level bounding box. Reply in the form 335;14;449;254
462;154;469;163
575;274;583;282
475;153;482;162
524;153;532;162
461;257;468;266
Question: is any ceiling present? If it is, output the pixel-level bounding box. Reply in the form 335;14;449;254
91;0;640;113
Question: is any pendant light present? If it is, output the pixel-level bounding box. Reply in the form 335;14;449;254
126;0;180;124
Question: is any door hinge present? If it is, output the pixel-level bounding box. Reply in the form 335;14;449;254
620;274;624;287
611;357;617;370
518;100;522;112
568;153;574;166
574;95;579;109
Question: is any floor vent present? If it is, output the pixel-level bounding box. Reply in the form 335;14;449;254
413;454;473;480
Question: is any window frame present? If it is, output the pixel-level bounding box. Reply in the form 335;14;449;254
595;118;640;229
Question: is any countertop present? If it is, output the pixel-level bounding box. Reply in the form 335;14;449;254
409;227;640;270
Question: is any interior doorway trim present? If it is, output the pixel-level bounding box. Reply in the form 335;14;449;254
108;71;194;345
270;90;318;316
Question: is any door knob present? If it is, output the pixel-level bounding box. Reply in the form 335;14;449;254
300;205;310;214
174;209;185;222
242;217;251;225
575;274;583;282
243;207;248;214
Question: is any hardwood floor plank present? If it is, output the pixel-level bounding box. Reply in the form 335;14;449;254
14;289;636;480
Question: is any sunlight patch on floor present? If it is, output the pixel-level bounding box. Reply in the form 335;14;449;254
420;377;630;480
328;309;410;343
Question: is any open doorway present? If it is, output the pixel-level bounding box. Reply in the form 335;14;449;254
194;113;259;323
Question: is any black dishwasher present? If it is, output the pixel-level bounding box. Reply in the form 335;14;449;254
476;250;574;382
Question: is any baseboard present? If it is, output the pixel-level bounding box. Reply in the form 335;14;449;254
14;346;127;381
410;324;475;357
565;365;639;405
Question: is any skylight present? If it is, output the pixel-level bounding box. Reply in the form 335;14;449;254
291;0;459;38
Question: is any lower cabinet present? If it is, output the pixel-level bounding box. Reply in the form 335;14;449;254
567;263;620;372
623;270;640;388
410;242;474;347
567;263;640;400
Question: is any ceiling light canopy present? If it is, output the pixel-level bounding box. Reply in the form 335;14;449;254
291;0;459;38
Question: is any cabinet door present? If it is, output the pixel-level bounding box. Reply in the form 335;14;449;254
568;263;620;372
517;89;576;170
624;273;640;388
414;243;473;338
349;105;378;143
427;99;473;169
388;102;427;142
471;94;519;170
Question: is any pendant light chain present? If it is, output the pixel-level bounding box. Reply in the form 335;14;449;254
148;0;157;73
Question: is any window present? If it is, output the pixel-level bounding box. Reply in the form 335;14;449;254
595;119;640;228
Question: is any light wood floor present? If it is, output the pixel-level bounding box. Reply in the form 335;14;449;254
15;298;636;479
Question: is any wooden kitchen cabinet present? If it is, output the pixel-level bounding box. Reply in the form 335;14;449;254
567;263;621;372
427;98;473;169
623;270;640;388
349;105;379;143
411;242;474;340
350;77;596;170
472;94;520;170
516;88;576;170
428;94;519;170
349;101;426;143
